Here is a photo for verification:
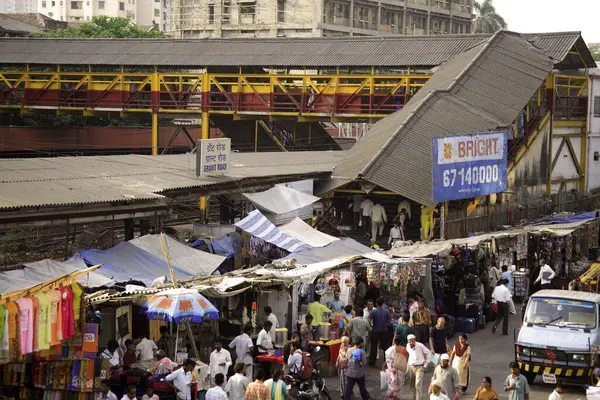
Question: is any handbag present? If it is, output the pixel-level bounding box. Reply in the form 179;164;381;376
393;348;408;372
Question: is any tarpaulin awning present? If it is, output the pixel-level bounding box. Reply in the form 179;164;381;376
243;185;319;215
80;241;194;286
278;237;391;265
540;211;597;224
235;209;310;252
387;216;597;258
129;234;226;276
0;256;113;294
278;217;338;248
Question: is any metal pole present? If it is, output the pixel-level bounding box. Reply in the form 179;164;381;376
159;233;200;360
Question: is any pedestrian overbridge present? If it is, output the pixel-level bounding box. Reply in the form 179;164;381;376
0;32;594;157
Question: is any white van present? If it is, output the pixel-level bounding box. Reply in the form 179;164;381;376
515;290;600;385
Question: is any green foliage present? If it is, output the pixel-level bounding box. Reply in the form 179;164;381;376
473;0;507;34
590;44;600;62
35;15;165;38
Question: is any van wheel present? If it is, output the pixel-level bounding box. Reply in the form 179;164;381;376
521;370;536;384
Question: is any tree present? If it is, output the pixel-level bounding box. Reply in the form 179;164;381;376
36;15;165;38
473;0;507;34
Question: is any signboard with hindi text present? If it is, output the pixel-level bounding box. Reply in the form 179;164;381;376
196;138;231;177
432;131;508;202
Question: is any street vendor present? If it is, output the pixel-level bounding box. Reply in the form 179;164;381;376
307;294;332;326
152;350;175;374
229;324;254;380
328;291;345;313
101;339;121;368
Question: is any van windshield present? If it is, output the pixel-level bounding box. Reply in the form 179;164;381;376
525;297;596;328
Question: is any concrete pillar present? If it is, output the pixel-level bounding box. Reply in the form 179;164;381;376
349;0;355;35
376;1;381;32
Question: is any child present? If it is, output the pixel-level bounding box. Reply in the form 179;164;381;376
142;386;158;400
121;385;137;400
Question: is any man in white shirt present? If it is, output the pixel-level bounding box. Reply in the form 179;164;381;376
352;194;364;231
264;306;279;344
257;320;274;354
406;334;431;400
208;339;232;385
370;202;387;241
96;379;118;400
165;359;195;400
205;373;228;400
135;336;158;361
388;221;404;247
360;198;374;235
534;264;556;290
492;278;512;336
225;363;250;400
548;383;564;400
229;325;254;380
101;340;121;368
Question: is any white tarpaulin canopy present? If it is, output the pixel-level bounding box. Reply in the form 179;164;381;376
0;256;113;294
243;185;320;215
278;217;338;247
129;234;226;276
387;217;597;258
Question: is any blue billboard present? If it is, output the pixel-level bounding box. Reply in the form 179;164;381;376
432;131;508;202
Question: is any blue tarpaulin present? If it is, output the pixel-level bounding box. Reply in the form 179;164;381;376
540;211;597;225
80;242;193;286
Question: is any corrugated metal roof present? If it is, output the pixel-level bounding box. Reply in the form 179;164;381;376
0;31;594;68
334;31;554;206
0;151;345;209
0;14;43;34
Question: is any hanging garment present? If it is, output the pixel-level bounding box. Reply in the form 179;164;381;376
35;291;52;351
15;298;34;355
49;290;63;347
60;286;74;340
29;296;39;352
421;206;433;240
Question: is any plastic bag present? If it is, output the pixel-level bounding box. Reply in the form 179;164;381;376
508;299;517;315
380;371;388;391
429;353;441;368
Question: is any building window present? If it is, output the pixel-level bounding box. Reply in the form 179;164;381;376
223;0;230;22
208;4;214;23
119;1;125;10
71;0;82;9
52;0;55;5
277;0;285;22
594;96;600;117
42;0;47;7
240;2;255;23
98;0;105;8
154;7;160;16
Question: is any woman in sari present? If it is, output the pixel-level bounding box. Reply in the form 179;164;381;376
264;368;291;400
473;376;498;400
336;336;351;396
383;336;408;399
450;333;471;394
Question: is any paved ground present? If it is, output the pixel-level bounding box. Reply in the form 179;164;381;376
324;314;587;400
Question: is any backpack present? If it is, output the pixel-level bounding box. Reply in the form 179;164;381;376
393;348;408;372
299;352;313;380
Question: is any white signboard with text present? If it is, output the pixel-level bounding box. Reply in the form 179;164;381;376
196;138;231;177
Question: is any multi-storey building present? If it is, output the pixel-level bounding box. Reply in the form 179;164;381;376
0;0;38;13
37;0;167;30
167;0;474;38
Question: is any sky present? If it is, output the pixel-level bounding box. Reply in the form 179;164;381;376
493;0;600;43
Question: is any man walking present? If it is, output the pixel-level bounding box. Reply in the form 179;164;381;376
406;334;431;400
345;307;372;359
360;197;374;236
395;311;414;347
229;324;255;380
343;337;372;400
431;354;459;399
368;297;391;366
504;362;530;400
429;316;449;359
492;278;512;335
370;202;387;241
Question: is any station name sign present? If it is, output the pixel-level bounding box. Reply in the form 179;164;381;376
432;131;508;202
195;138;231;177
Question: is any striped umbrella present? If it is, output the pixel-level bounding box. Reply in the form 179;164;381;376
140;288;219;324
